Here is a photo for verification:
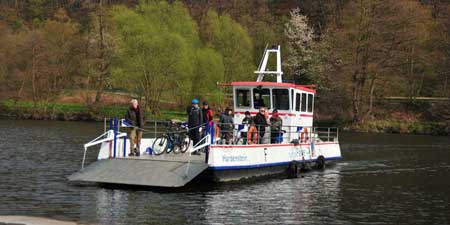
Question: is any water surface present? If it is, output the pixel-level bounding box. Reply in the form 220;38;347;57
0;120;449;224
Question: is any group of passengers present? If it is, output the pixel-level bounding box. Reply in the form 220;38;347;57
188;98;283;147
242;107;283;145
124;98;284;157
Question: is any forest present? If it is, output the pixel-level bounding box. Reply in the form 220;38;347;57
0;0;449;134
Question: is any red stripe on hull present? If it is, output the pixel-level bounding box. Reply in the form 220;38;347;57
210;142;338;149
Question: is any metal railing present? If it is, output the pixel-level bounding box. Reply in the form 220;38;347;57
212;123;339;145
102;118;339;145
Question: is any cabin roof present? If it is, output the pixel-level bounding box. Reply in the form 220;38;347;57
231;81;316;94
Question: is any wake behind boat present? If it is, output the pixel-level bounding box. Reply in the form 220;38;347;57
68;45;342;187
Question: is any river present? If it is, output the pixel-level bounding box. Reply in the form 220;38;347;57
0;120;449;225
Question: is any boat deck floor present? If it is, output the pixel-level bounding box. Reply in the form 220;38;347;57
68;152;208;187
126;152;205;162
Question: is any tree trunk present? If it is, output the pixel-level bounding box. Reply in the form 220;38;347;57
95;0;108;104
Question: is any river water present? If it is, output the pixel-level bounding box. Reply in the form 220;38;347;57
0;120;449;225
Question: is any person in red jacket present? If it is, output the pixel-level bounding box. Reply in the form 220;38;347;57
202;101;214;144
202;101;213;126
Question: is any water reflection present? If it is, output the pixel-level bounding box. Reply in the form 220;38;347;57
201;168;342;224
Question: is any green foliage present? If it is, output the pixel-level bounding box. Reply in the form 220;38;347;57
191;48;225;103
110;2;196;113
110;1;228;114
202;10;254;82
0;99;186;121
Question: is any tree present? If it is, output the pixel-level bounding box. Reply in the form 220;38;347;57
202;10;254;82
322;0;433;124
191;48;225;103
283;8;318;84
110;1;224;113
1;9;84;110
84;0;113;105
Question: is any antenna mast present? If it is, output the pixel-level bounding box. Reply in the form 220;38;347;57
255;45;283;83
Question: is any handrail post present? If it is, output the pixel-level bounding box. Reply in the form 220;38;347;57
154;120;157;138
81;147;87;170
113;117;118;158
327;127;330;142
123;136;127;157
336;127;339;141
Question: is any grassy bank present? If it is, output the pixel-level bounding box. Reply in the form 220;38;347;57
343;120;450;136
1;99;448;135
0;99;186;122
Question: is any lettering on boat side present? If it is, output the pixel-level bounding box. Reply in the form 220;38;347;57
222;155;248;162
288;151;301;158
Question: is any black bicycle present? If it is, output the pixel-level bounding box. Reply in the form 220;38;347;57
152;123;191;155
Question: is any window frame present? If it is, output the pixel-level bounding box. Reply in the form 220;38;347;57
272;88;290;111
252;87;271;109
234;88;252;109
307;93;314;113
301;93;307;112
295;93;301;111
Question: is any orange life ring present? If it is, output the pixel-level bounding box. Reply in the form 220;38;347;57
247;126;259;144
300;128;309;143
214;124;220;138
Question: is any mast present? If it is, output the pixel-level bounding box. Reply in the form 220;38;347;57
255;45;283;83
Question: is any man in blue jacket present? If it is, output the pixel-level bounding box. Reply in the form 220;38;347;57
188;99;203;154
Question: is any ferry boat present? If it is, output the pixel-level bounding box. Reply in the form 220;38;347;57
68;45;342;187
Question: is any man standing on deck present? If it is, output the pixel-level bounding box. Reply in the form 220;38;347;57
270;109;283;143
125;99;145;156
188;99;203;154
254;107;269;144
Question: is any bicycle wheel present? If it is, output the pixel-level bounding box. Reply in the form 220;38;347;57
152;137;168;155
180;136;192;153
172;143;181;154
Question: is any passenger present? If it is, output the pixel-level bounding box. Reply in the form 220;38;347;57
270;109;283;144
219;107;234;144
247;120;259;145
188;98;203;154
253;107;269;144
125;99;145;156
202;101;214;136
241;111;252;144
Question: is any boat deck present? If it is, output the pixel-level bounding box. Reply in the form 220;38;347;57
131;152;205;162
68;152;208;187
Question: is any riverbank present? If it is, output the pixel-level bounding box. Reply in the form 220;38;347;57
1;99;448;135
0;99;186;122
343;120;450;136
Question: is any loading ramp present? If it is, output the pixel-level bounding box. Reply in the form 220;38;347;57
68;154;208;187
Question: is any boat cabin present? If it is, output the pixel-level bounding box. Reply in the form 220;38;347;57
231;45;315;142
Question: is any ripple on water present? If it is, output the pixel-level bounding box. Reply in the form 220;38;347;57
0;121;450;225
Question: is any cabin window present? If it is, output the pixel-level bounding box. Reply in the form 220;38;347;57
295;93;301;111
272;89;289;110
253;88;270;109
307;94;314;112
235;89;251;108
301;93;307;112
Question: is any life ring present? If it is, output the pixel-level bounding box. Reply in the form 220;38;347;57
214;124;220;138
247;126;259;144
300;128;309;143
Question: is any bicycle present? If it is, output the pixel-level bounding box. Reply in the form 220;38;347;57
152;122;191;155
